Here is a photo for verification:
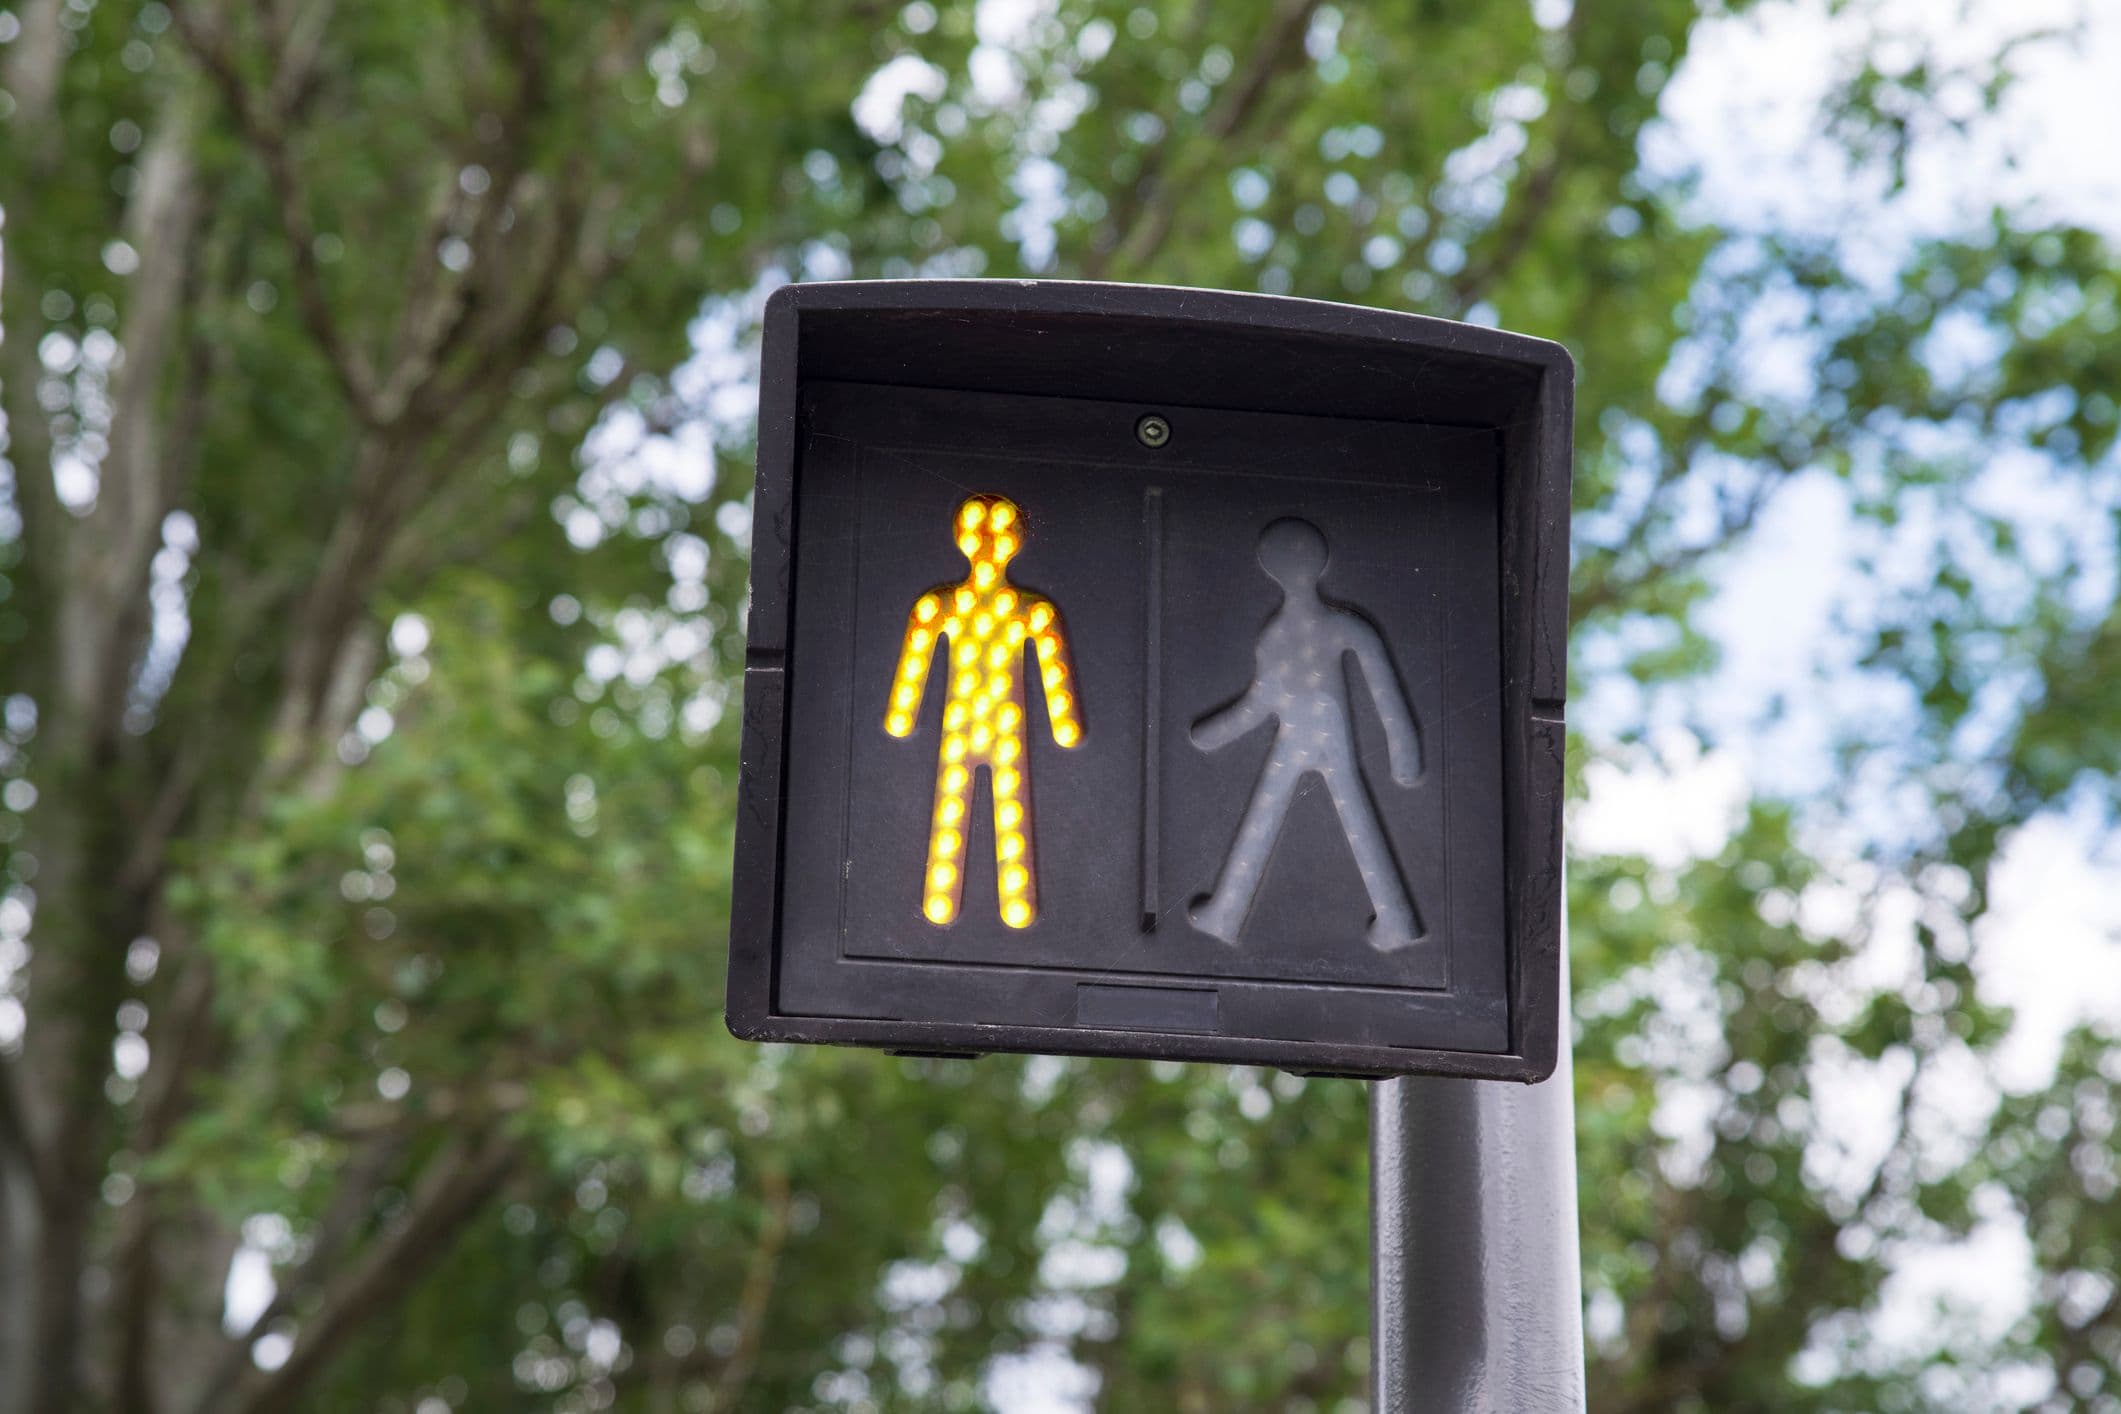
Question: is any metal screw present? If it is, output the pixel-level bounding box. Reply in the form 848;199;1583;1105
1136;414;1171;449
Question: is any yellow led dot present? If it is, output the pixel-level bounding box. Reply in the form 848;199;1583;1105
943;736;967;764
997;704;1022;731
944;703;968;729
986;643;1010;668
1002;898;1032;928
973;561;997;588
1001;864;1028;894
995;736;1021;765
954;588;976;612
900;656;923;681
1029;604;1053;631
894;685;919;710
936;827;962;856
886;711;912;736
938;796;965;825
998;831;1025;861
929;863;957;890
909;628;932;652
916;595;940;623
1006;622;1027;645
973;613;995;638
960;502;985;529
1054;721;1081;748
958;532;981;557
1050;691;1072;717
995;767;1021;796
1037;635;1059;661
956;642;978;667
971;724;993;751
1043;665;1063;690
997;801;1023;830
955;670;977;696
925;895;954;923
943;765;968;792
941;616;963;638
994;533;1017;559
995;591;1017;613
990;503;1015;530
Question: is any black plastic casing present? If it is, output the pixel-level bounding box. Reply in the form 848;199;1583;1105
728;280;1571;1081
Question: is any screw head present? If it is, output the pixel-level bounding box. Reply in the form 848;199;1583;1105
1136;414;1171;448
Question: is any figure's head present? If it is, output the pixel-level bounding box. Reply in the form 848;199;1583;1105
1256;517;1327;590
951;495;1024;574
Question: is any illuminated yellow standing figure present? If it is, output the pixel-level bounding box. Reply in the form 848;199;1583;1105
885;495;1083;929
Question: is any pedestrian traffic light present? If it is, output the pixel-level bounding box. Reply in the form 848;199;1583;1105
727;281;1572;1081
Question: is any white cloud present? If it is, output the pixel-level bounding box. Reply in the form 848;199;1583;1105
1573;732;1750;869
1976;812;2121;1091
852;54;949;145
1656;0;2121;248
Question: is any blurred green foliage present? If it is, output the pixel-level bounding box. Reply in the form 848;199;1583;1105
2;1;2119;1412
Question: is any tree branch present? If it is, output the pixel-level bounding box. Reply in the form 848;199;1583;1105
0;239;61;702
1445;2;1586;313
255;434;399;789
1082;0;1320;280
196;1132;517;1414
0;0;69;704
264;0;337;116
368;168;480;426
1447;149;1565;313
0;0;67;144
56;87;204;736
372;0;550;424
6;81;205;1382
110;942;219;1414
617;1162;793;1411
1570;452;1781;629
705;1163;791;1413
170;1;380;420
0;1050;53;1207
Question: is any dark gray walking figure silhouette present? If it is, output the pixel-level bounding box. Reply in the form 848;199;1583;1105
1188;518;1425;952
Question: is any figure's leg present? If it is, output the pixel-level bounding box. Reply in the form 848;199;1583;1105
1189;751;1303;945
922;747;972;926
990;730;1034;928
1319;764;1424;950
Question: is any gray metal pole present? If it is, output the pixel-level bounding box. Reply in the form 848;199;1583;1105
1370;941;1584;1413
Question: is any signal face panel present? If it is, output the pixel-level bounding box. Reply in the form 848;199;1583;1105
779;384;1504;1055
729;282;1572;1080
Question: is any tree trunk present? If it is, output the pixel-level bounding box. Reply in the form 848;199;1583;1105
17;763;160;1414
5;79;205;1414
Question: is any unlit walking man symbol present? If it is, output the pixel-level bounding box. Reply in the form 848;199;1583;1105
885;495;1083;930
1189;518;1425;952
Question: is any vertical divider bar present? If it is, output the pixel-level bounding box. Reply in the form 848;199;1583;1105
1141;485;1164;931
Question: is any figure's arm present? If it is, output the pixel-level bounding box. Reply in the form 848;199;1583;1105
1191;691;1267;751
1025;597;1084;748
884;590;945;736
1346;620;1421;785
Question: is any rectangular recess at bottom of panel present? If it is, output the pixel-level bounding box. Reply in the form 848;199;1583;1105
1076;983;1219;1034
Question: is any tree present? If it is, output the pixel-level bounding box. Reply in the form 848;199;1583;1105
3;0;2117;1411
